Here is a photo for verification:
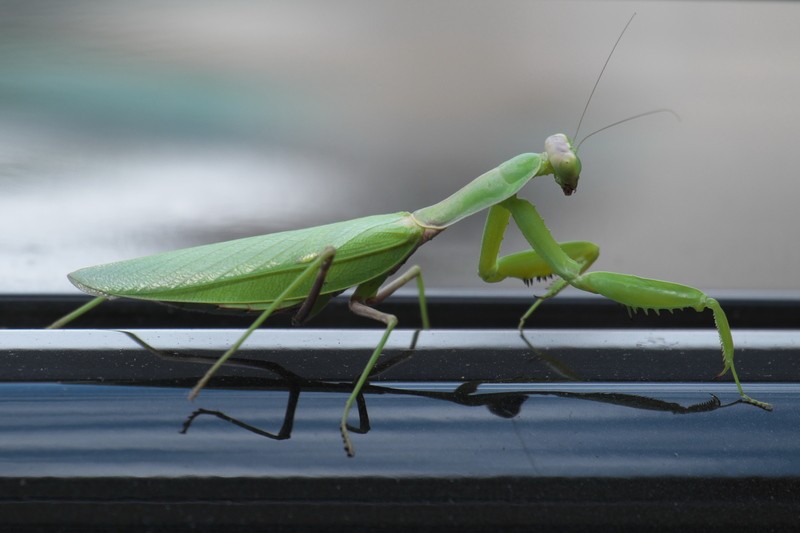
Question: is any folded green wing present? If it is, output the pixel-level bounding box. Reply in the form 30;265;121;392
68;212;424;305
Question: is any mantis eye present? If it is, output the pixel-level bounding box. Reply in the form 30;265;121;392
545;134;581;196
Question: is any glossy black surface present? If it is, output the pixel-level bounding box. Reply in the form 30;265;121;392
1;294;799;530
7;291;800;330
0;381;796;478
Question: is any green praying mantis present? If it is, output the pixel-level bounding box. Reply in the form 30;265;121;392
47;16;771;456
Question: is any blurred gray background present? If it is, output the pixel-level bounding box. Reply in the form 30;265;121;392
0;1;797;294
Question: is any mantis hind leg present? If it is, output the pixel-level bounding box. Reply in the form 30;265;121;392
340;265;428;457
46;296;107;329
291;247;336;325
188;246;337;400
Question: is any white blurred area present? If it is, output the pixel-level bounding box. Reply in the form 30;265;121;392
0;1;798;293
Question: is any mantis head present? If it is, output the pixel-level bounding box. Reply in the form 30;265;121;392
544;133;581;196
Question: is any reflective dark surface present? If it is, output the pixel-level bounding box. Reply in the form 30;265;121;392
0;381;795;478
1;294;799;530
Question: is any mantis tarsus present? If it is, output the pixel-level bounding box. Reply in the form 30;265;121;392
47;17;772;456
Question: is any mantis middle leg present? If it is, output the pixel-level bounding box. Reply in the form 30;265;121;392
485;196;771;411
341;264;429;456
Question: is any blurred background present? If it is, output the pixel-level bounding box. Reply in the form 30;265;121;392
0;0;797;295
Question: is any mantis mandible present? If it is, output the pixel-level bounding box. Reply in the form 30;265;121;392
47;16;771;456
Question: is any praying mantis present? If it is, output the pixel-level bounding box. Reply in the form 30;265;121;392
47;16;771;456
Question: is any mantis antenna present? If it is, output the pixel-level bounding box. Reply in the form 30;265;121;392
573;12;637;142
571;13;679;151
575;108;680;151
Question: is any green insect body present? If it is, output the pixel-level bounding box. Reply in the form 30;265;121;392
48;18;772;455
49;132;772;456
68;212;426;310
